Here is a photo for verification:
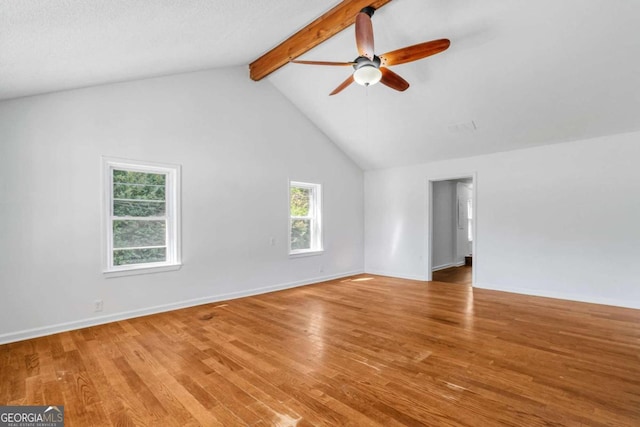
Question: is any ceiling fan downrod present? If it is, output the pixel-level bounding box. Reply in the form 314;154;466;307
360;6;375;18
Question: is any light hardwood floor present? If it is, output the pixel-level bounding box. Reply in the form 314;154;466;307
432;265;472;286
1;274;639;426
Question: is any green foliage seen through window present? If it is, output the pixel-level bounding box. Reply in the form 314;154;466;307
112;170;167;266
290;186;312;250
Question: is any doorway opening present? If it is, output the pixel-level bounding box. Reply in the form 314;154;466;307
426;173;476;286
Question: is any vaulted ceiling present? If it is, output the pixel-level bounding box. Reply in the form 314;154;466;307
2;0;639;170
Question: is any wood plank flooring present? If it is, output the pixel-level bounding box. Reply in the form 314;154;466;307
1;274;639;426
432;266;472;286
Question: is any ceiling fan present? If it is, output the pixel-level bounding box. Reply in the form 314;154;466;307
291;6;450;96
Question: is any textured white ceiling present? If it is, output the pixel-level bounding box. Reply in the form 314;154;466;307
0;0;340;100
2;0;639;170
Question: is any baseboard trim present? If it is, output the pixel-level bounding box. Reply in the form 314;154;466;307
475;282;640;310
0;270;364;345
432;261;465;272
364;269;427;282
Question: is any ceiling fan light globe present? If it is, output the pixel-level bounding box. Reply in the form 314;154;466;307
353;65;382;86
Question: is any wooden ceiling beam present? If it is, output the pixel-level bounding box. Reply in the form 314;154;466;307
249;0;392;81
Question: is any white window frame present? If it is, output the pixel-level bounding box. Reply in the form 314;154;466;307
289;181;323;256
102;157;181;277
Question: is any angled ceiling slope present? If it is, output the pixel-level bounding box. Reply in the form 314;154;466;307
266;0;640;170
0;0;342;100
1;1;639;171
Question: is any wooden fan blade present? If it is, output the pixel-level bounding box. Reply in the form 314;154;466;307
379;67;410;92
380;39;450;67
330;74;355;96
355;12;375;60
291;60;356;66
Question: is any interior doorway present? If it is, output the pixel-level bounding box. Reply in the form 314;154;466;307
426;173;476;286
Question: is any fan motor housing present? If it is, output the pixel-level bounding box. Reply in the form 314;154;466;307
353;55;381;71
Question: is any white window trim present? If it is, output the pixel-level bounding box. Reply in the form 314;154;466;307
102;157;182;277
289;181;323;257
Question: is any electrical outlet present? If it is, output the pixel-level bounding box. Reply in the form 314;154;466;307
269;237;276;246
94;299;103;312
319;265;324;273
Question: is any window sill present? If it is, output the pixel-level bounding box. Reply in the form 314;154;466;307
103;263;182;278
289;250;324;258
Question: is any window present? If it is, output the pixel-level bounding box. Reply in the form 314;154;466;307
103;158;181;275
289;181;322;255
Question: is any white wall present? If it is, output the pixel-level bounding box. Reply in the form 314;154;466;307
0;67;364;343
365;132;640;308
456;182;472;262
432;181;456;269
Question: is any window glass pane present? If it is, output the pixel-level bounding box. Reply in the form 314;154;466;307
113;170;166;201
291;219;311;250
290;187;310;216
113;220;166;248
114;248;166;266
289;181;321;254
114;200;165;217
